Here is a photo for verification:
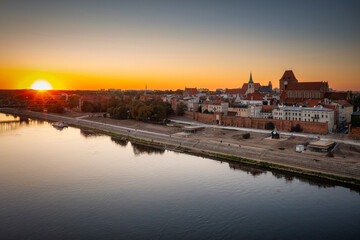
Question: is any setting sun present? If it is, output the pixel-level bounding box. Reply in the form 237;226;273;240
30;80;53;91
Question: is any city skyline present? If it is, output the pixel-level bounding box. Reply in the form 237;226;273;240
1;0;359;90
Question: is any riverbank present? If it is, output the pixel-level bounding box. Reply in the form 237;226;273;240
2;108;360;186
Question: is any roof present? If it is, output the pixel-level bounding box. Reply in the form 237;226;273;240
185;88;198;96
309;140;335;148
280;70;297;82
277;106;334;111
332;100;352;107
260;86;272;93
261;105;274;112
323;92;349;100
242;83;261;91
244;92;264;101
225;88;247;95
286;82;326;91
202;100;223;105
272;128;280;134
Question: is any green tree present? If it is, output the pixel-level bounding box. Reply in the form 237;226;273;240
82;101;94;112
176;102;187;116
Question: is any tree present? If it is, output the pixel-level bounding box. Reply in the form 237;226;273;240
176;102;187;116
81;101;94;112
68;96;80;109
242;133;250;139
198;105;202;112
203;109;209;114
110;104;128;119
47;102;65;113
265;122;275;130
291;124;302;132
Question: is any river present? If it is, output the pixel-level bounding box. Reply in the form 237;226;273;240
0;113;359;239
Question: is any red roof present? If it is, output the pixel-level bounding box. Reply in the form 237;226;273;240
286;82;326;91
202;100;223;105
323;92;350;100
332;100;353;107
261;105;274;112
242;83;261;91
244;92;264;101
185;88;198;96
280;70;298;82
225;88;247;95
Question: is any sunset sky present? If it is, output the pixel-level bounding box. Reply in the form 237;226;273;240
0;0;359;90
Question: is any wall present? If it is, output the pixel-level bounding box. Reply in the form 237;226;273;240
349;125;360;139
192;112;329;134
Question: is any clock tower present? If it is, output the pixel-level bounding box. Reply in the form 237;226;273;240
279;70;298;93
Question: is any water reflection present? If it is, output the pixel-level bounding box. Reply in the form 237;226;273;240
131;142;165;156
0;117;43;134
228;161;360;194
228;162;266;176
110;136;165;155
80;128;102;138
111;136;128;146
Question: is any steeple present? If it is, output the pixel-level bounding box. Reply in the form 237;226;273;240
249;72;254;84
247;72;255;94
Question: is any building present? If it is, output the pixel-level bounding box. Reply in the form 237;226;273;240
202;101;229;115
184;88;198;97
259;81;273;93
228;104;261;118
279;70;329;101
271;128;280;139
225;72;261;98
308;141;335;152
331;100;353;125
273;105;335;132
260;105;274;119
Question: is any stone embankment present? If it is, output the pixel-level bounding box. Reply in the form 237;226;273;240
1;108;360;185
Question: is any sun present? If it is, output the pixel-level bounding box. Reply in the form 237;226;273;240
30;80;53;91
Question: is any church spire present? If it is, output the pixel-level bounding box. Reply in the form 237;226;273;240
249;72;254;84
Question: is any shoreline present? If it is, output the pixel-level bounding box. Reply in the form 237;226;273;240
1;108;360;186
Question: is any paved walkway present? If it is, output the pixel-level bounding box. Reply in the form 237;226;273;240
170;119;360;146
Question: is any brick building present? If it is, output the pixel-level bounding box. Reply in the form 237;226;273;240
279;70;329;102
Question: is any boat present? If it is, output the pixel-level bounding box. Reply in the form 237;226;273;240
52;122;69;128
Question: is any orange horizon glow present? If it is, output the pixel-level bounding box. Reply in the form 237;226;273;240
0;67;359;91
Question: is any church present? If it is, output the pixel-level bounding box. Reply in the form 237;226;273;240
279;70;329;102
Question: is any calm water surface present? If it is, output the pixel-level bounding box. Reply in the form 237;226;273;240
0;113;359;239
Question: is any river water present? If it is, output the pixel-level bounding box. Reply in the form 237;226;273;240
0;113;359;239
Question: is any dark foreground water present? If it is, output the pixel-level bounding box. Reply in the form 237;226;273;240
0;113;359;240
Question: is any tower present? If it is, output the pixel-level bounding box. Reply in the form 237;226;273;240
247;72;254;94
279;70;298;93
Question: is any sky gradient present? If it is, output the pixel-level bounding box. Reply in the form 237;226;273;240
0;0;359;90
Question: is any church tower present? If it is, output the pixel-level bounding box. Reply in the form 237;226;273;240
247;72;254;94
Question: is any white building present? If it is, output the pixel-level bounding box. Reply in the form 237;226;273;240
228;104;261;118
273;106;335;132
202;102;229;115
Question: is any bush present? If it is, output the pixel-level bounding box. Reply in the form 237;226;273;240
265;122;275;130
47;103;65;113
242;133;250;139
291;124;303;132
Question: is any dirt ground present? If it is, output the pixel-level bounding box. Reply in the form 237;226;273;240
85;115;360;164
